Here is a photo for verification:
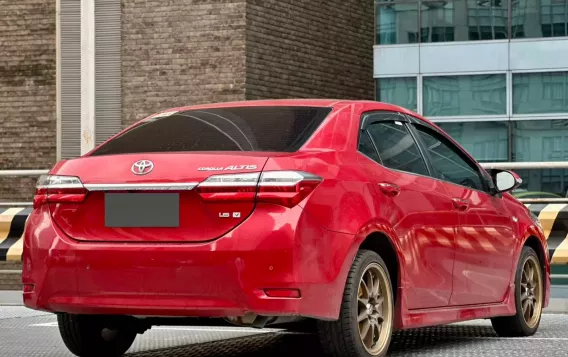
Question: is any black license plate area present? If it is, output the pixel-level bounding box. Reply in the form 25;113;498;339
104;193;180;228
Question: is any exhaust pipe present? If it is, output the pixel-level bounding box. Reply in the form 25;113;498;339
225;313;306;329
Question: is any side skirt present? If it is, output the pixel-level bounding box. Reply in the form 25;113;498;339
395;284;517;330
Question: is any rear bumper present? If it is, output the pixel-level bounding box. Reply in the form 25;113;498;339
22;204;356;320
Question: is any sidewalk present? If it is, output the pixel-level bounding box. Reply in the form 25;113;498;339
0;291;22;305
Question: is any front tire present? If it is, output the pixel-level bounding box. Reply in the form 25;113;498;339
491;246;544;337
57;313;137;357
317;249;394;357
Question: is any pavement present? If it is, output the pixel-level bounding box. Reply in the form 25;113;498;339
1;306;568;356
0;286;568;357
2;289;568;357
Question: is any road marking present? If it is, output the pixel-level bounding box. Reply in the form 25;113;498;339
29;322;310;335
153;326;310;335
30;322;58;327
467;337;568;341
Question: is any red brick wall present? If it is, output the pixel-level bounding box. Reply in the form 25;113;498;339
0;0;56;202
245;0;374;100
0;0;375;203
121;0;248;127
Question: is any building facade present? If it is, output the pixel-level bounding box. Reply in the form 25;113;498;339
2;0;567;201
0;0;374;201
374;0;568;197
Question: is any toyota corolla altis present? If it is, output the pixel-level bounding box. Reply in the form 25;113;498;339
22;100;550;357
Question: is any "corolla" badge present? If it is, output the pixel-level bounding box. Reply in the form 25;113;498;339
131;160;154;175
198;165;258;171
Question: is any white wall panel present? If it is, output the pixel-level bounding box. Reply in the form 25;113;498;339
419;41;508;74
510;39;568;72
374;45;419;76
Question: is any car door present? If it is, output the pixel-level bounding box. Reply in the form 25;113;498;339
408;119;517;306
356;110;459;310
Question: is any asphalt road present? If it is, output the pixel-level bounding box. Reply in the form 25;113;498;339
1;306;568;357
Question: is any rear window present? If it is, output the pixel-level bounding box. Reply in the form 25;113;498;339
89;106;332;156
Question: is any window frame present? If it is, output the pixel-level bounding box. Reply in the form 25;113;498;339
358;110;435;178
404;114;496;195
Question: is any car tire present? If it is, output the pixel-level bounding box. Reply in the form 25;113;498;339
57;313;137;357
490;246;544;337
317;249;394;357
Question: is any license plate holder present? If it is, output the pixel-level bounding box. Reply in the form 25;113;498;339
104;193;180;228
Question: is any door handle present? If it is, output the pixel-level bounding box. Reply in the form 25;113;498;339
452;197;469;211
379;182;401;196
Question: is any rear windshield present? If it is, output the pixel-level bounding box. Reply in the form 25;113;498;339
89;106;332;156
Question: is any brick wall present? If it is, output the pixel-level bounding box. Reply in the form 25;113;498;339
121;0;248;128
245;0;374;100
0;0;56;202
0;0;375;203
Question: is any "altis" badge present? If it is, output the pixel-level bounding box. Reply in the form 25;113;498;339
198;165;258;171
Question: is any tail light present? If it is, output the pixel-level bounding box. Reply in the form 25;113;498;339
33;175;87;209
196;171;322;208
257;171;322;208
196;173;259;202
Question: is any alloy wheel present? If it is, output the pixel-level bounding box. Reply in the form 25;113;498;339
520;255;543;329
357;263;392;355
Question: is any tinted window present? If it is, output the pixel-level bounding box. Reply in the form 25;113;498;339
358;132;381;163
90;106;332;156
366;121;429;176
413;125;485;191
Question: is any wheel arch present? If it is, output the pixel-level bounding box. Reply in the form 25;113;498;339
358;231;403;306
519;234;549;305
523;235;547;269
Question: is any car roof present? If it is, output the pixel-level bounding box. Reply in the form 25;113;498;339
154;99;421;117
148;99;432;127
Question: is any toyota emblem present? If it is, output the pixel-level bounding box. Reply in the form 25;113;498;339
131;160;154;175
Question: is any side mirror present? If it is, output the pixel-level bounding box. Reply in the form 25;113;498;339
489;169;522;193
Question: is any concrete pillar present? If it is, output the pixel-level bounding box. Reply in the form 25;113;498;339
81;0;95;155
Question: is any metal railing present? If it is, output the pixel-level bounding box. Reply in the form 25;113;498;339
0;170;48;206
0;170;48;177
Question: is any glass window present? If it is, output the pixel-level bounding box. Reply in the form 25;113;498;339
513;169;568;198
423;74;507;116
512;0;568;39
376;77;417;112
414;0;508;43
90;106;332;156
512;120;568;162
435;121;509;162
376;1;420;44
413;124;485;191
420;0;469;42
511;119;568;197
513;72;568;114
358;132;382;163
366;121;430;175
467;0;509;40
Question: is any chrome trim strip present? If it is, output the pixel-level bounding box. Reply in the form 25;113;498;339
83;183;199;191
37;183;84;189
198;182;258;187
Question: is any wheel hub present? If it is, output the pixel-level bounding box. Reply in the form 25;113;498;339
357;263;392;355
520;256;543;329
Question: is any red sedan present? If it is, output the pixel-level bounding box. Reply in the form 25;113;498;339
22;100;550;357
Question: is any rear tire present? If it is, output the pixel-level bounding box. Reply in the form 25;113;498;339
317;249;394;357
491;246;544;337
57;313;137;357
